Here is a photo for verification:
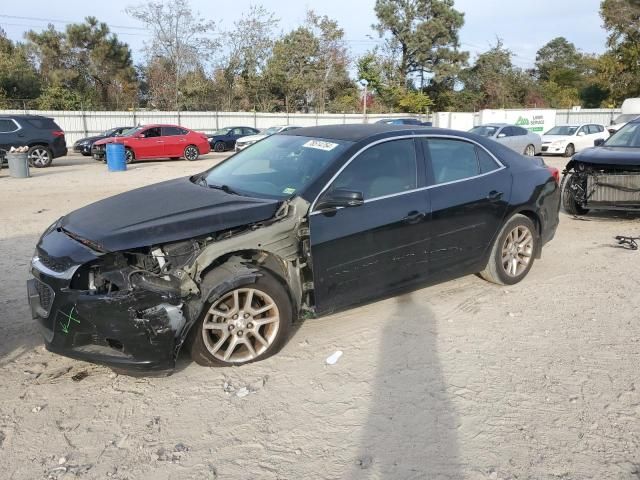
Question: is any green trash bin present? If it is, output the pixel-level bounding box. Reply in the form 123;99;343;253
7;152;30;178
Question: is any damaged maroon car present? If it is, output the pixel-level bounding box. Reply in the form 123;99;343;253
27;125;560;373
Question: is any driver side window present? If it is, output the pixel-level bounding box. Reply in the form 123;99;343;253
331;139;417;200
142;127;161;138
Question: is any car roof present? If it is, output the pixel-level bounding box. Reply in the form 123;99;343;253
281;124;439;142
0;114;53;119
478;123;509;127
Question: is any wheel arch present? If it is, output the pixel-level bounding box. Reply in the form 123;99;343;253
511;209;543;258
176;250;301;359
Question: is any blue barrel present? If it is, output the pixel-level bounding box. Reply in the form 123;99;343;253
106;143;126;172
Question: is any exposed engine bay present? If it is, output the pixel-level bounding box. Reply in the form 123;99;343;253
562;161;640;213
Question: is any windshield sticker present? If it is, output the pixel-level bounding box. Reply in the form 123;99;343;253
303;140;339;151
282;187;296;195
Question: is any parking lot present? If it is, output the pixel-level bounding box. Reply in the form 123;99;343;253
1;153;639;479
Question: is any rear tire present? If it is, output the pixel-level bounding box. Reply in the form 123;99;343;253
479;214;538;286
27;145;52;168
189;268;292;367
184;145;199;161
561;173;590;215
524;144;536;156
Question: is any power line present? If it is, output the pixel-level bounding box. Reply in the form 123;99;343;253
0;14;146;31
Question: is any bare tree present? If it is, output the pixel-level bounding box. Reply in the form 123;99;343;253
223;5;279;111
126;0;217;109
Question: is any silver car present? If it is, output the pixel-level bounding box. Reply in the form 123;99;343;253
469;123;542;156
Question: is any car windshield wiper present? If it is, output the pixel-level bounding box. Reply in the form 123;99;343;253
209;183;240;195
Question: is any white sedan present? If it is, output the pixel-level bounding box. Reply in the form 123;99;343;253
235;125;302;151
541;124;609;157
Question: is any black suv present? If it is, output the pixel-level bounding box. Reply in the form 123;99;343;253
0;115;67;167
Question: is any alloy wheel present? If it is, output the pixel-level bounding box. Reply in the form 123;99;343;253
525;145;535;156
185;146;198;160
202;288;280;363
125;149;134;163
29;148;50;167
501;225;534;277
214;142;225;152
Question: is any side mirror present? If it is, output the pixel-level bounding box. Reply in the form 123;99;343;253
594;138;606;147
577;131;586;137
316;189;364;211
497;133;506;138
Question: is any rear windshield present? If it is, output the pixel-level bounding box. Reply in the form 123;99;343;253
613;114;639;125
469;125;499;137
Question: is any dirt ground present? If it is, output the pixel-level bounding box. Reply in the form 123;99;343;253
1;153;639;480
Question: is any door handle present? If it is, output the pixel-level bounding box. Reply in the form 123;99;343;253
156;140;164;143
487;190;503;201
403;211;426;224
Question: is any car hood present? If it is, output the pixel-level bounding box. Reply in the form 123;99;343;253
75;135;105;144
573;146;640;167
59;177;281;252
542;135;571;144
93;137;126;146
237;134;268;143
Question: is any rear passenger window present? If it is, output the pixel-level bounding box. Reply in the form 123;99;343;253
425;139;479;184
332;139;417;200
162;126;183;136
477;147;500;173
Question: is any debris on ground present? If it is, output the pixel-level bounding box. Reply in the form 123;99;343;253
71;370;89;382
615;235;640;250
326;351;343;365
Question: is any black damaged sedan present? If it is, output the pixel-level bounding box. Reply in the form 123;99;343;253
27;125;560;373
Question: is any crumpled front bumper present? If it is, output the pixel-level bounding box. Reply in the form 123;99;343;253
27;228;186;373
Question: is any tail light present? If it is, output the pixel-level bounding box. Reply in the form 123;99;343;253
52;130;65;137
547;166;560;183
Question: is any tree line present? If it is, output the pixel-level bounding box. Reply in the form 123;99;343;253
0;0;637;113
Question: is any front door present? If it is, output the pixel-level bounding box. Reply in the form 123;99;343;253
422;138;511;277
309;138;430;313
134;127;164;159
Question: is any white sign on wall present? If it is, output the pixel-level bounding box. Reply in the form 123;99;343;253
479;109;557;135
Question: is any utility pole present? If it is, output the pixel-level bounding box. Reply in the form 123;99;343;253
359;79;369;124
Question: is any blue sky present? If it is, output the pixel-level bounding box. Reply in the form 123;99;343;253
0;0;607;69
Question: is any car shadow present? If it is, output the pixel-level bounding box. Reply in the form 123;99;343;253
348;292;461;478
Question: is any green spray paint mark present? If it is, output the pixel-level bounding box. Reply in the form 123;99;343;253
59;306;80;334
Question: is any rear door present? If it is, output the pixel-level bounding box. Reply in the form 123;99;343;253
497;126;516;150
161;126;187;157
0;118;21;151
422;137;511;276
310;137;430;312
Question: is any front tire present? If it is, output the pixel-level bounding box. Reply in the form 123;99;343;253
561;173;590;215
479;214;537;286
27;146;52;168
189;269;292;367
125;148;135;164
213;141;226;153
564;143;575;157
184;145;199;161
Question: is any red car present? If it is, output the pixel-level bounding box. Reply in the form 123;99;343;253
91;124;211;163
